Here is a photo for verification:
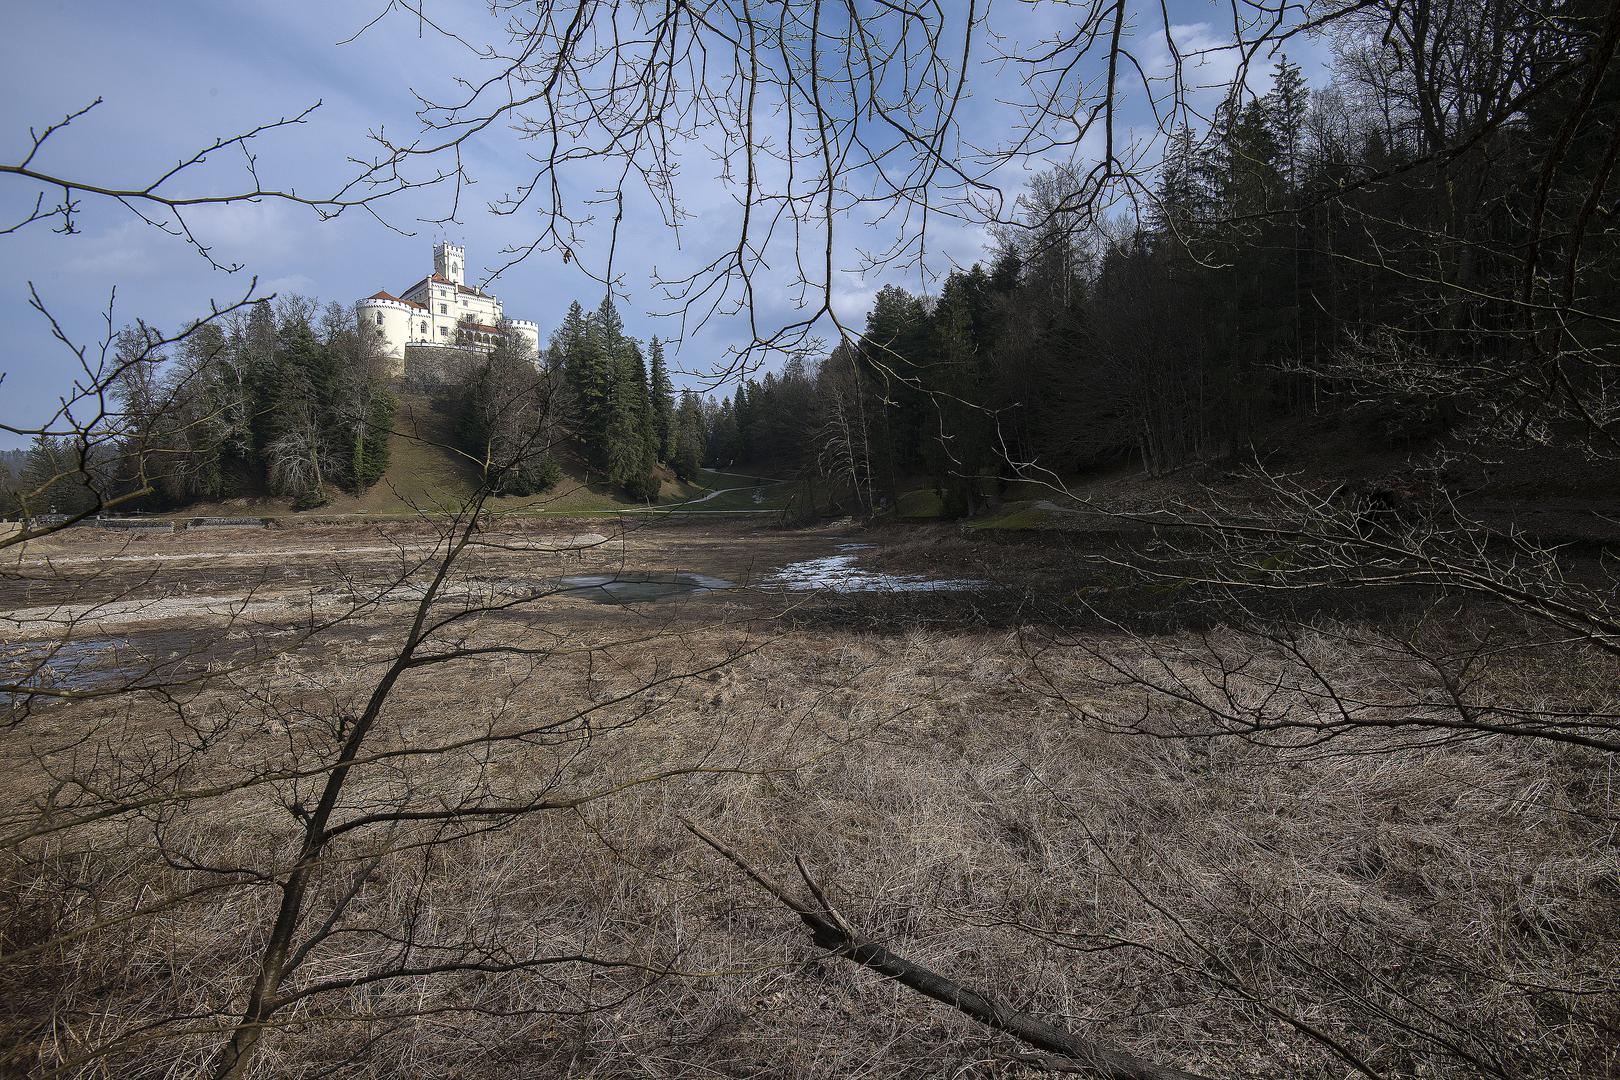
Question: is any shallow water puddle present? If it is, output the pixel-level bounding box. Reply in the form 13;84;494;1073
1;629;217;700
558;572;733;604
1;637;126;694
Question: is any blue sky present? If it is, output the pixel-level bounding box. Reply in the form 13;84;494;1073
0;1;1333;449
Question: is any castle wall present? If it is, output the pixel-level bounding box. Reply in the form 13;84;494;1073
403;343;488;389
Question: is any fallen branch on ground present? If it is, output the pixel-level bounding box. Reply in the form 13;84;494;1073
681;817;1212;1080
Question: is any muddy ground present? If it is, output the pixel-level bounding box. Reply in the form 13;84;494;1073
2;518;1616;1078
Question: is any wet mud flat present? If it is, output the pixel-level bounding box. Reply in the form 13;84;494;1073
3;519;995;610
1;520;1003;703
0;628;289;701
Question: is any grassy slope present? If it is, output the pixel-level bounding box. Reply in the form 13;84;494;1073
174;393;792;520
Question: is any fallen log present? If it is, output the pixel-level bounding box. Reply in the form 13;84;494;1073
682;818;1213;1080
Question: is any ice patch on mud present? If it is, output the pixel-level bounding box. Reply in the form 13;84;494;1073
762;554;985;593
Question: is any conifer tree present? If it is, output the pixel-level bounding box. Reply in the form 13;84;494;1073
550;300;590;395
162;321;237;502
733;383;754;462
1265;57;1309;195
630;342;659;470
265;315;336;507
240;300;280;461
671;390;707;480
20;435;97;517
577;296;625;457
648;336;675;462
604;342;659;499
351;394;395;491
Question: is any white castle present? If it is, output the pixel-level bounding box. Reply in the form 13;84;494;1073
357;242;540;374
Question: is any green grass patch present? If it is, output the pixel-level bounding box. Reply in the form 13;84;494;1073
895;488;947;519
965;502;1056;531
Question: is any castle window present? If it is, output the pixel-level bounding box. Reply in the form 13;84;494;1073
438;326;447;337
420;321;427;334
439;303;447;314
375;313;383;325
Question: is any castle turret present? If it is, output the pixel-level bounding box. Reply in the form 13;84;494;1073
356;292;418;377
433;241;465;286
505;319;541;363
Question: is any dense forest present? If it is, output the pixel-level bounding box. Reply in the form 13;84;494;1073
8;14;1617;522
694;30;1620;514
3;294;685;514
541;298;689;499
3;299;396;515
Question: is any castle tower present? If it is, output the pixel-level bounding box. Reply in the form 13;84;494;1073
355;293;413;377
433;241;465;286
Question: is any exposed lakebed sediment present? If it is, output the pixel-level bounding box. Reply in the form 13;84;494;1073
0;523;989;695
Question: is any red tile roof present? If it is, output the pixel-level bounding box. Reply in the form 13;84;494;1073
366;290;426;310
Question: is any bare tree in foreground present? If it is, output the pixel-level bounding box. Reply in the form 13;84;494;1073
5;0;1620;1075
4;397;858;1076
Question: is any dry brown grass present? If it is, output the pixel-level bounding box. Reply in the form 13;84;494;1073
2;522;1616;1078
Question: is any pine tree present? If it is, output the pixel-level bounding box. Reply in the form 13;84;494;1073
733;383;754;462
555;299;607;453
671;390;707;480
1215;98;1283;218
264;310;342;508
163;321;237;502
585;296;627;452
707;398;739;465
1265;58;1309;195
630;343;659;472
239;300;280;462
648;336;675;462
21;435;97;517
1153;125;1214;243
604;342;659;499
352;393;395;491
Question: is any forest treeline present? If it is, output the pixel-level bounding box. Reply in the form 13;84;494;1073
453;293;717;501
683;21;1620;514
8;12;1616;520
6;299;397;515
